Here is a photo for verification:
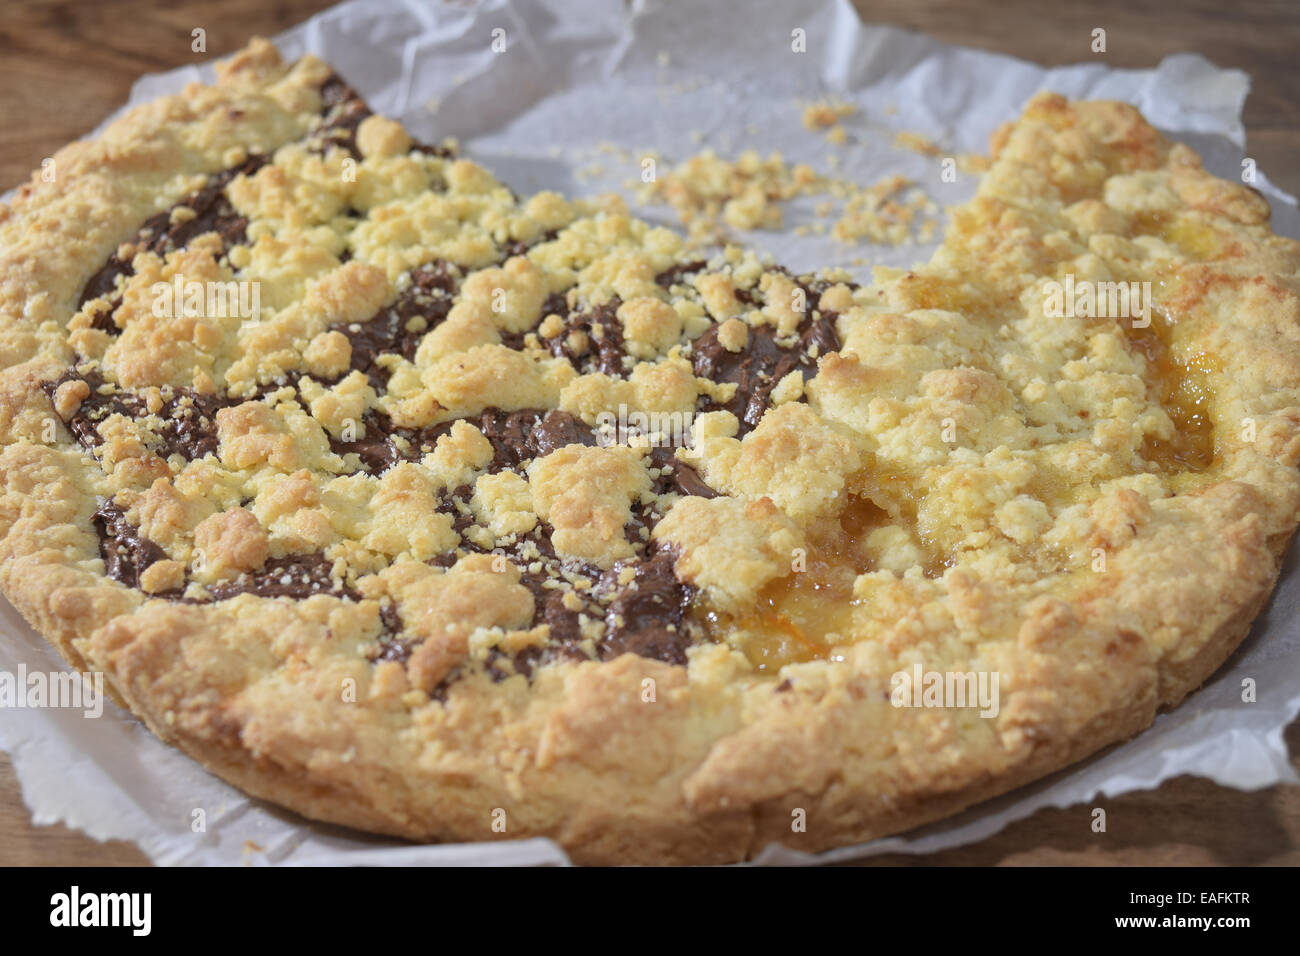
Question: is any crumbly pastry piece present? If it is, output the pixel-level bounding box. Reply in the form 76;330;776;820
637;147;941;246
2;39;1299;864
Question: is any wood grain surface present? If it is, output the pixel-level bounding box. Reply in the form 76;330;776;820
0;0;1297;866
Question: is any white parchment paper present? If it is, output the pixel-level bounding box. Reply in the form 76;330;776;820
3;0;1298;866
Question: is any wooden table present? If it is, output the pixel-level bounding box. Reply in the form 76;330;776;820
1;0;1297;866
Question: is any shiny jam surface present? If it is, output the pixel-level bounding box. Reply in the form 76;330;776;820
699;262;1222;673
1125;217;1222;472
708;495;896;672
1123;310;1218;472
1134;210;1227;262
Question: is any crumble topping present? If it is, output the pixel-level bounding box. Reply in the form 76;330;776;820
637;147;942;246
35;71;1294;699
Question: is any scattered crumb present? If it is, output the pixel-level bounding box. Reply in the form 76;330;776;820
802;99;858;130
956;152;993;173
802;99;859;144
894;131;943;157
638;149;816;243
832;174;932;245
803;105;837;129
639;146;944;248
892;130;992;174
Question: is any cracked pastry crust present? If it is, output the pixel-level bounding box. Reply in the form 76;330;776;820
2;39;1300;865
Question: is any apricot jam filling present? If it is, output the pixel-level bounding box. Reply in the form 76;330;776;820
696;293;1218;673
1121;309;1217;472
1133;210;1228;262
701;491;947;672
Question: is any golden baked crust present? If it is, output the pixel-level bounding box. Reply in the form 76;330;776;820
2;40;1299;865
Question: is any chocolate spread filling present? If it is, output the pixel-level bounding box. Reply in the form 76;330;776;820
331;407;604;476
500;229;560;262
93;501;170;591
596;549;695;665
207;552;356;602
328;411;405;475
654;260;709;289
44;369;228;461
93;497;357;605
78;71;455;330
692;309;840;434
309;75;374;158
77;154;268;326
329;404;713;497
648;445;718;500
334;260;462;388
542;299;628;377
312;74;453;160
58;71;854;683
63;374;715;671
348;406;711;675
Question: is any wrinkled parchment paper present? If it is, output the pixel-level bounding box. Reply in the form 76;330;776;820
3;0;1298;865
